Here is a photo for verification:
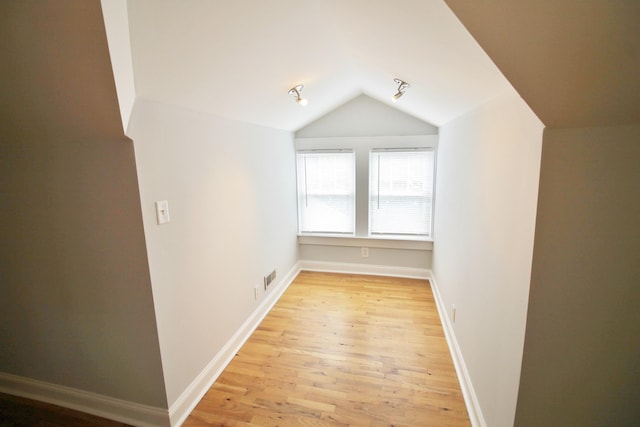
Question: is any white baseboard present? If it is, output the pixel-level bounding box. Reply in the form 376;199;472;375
0;372;170;426
299;259;430;280
427;273;486;427
168;260;428;425
0;262;302;427
168;261;301;426
0;264;481;427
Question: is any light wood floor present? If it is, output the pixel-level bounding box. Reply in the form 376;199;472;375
184;271;470;427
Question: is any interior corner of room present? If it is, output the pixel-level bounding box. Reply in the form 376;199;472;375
1;1;638;426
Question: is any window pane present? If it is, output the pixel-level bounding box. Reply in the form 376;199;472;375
297;151;355;234
370;150;434;236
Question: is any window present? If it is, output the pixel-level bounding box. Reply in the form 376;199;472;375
369;149;434;237
294;136;437;242
296;150;355;234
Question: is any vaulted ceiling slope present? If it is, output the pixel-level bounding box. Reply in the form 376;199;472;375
445;0;640;128
126;0;515;131
1;1;124;142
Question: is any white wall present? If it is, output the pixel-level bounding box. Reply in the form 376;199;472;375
433;93;543;427
515;125;640;426
295;95;436;271
128;98;299;407
100;0;136;133
296;94;438;138
299;245;431;269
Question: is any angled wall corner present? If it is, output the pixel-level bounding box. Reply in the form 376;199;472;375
515;125;640;426
128;98;299;408
0;0;124;143
0;0;168;419
101;0;136;135
432;92;543;427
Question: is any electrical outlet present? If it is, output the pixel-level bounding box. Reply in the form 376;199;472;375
361;247;369;258
452;305;456;323
254;285;259;300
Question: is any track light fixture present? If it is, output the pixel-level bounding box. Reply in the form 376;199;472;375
392;78;410;102
288;84;308;106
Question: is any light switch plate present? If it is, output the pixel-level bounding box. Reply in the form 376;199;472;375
155;200;170;225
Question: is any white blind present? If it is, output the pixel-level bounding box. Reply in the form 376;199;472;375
296;151;355;234
369;149;434;237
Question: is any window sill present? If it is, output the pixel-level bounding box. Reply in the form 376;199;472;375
297;234;433;251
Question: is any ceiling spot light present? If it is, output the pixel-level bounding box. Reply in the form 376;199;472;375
392;78;410;102
288;84;308;106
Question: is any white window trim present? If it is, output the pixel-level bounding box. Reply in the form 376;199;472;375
296;149;356;235
369;147;435;238
295;135;438;245
297;234;433;251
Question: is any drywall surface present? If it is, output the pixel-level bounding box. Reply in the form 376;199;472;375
299;245;431;270
0;0;125;143
129;98;299;407
433;93;543;426
445;0;640;128
0;141;168;409
0;0;166;409
515;126;640;426
100;0;136;133
295;96;436;270
296;94;438;138
125;1;512;131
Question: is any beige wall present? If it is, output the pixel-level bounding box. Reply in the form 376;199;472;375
0;0;166;409
515;125;640;426
0;1;126;141
0;140;167;408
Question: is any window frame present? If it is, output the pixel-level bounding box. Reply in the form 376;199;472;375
369;148;435;238
294;135;437;242
295;149;356;235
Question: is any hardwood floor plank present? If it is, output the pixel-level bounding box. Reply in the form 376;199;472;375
184;271;470;426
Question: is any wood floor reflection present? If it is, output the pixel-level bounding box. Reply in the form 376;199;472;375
184;271;470;427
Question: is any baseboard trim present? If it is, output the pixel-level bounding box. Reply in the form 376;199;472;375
0;372;170;426
427;272;486;427
298;260;430;279
0;264;481;427
168;261;301;426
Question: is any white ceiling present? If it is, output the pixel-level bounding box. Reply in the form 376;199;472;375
126;0;515;131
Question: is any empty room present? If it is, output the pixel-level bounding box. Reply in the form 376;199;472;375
1;1;638;426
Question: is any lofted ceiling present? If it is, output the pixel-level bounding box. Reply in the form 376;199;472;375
126;0;515;131
445;0;640;128
1;1;125;142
